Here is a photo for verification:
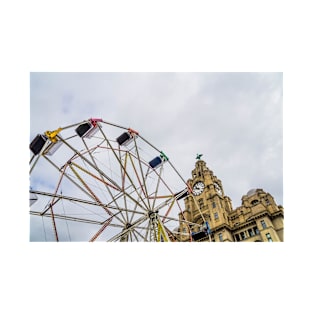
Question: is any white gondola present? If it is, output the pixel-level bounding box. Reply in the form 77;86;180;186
44;140;63;155
75;121;100;139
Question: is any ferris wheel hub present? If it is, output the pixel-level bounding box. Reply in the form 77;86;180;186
148;211;158;220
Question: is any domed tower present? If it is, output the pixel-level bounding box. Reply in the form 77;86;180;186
177;156;284;242
178;156;234;242
229;188;284;242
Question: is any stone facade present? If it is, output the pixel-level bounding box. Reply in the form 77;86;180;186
177;159;284;242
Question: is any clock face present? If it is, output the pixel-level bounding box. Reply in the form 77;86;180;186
192;181;205;196
214;183;222;196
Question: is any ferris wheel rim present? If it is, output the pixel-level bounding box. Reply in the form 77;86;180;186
29;118;198;242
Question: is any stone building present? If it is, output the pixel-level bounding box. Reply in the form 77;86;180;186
177;158;284;242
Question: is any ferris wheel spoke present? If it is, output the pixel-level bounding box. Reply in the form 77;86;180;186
77;147;119;205
161;198;176;222
67;163;111;214
43;155;111;211
69;144;120;186
29;153;40;174
40;166;67;217
57;135;122;191
30;190;145;217
129;153;157;225
97;126;151;212
151;165;164;209
105;147;152;216
125;173;148;223
71;160;120;191
128;190;143;225
127;152;150;210
98;184;148;215
132;230;141;242
95;148;149;215
107;215;148;242
47;204;58;241
119;149;129;223
131;229;139;241
132;228;147;241
132;137;151;210
116;151;151;213
70;163;131;228
117;217;150;242
69;159;128;224
89;216;113;242
159;214;201;228
30;211;102;224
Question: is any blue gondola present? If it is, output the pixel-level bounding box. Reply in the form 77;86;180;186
149;156;163;169
149;151;169;169
191;222;210;241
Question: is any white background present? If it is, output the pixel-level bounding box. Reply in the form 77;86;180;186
1;1;312;312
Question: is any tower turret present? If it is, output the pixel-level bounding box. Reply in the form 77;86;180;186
179;157;234;241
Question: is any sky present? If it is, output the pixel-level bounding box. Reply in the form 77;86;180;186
30;72;283;211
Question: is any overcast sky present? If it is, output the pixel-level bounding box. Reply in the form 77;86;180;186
4;0;313;312
30;72;283;209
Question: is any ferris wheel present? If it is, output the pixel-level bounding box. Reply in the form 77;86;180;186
29;118;196;242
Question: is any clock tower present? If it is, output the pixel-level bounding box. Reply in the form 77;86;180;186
178;157;234;241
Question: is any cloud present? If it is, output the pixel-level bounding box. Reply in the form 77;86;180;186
30;72;283;241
